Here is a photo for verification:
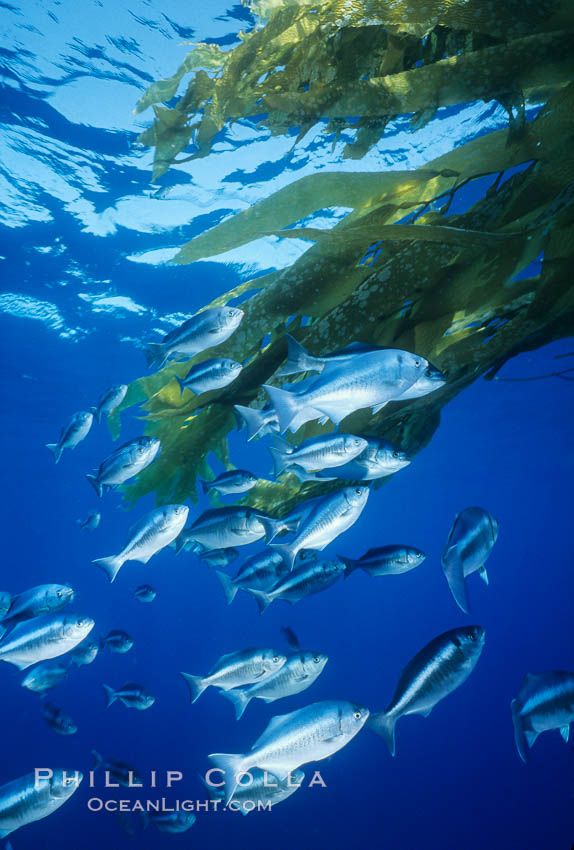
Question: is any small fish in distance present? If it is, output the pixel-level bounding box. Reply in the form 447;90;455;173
76;511;101;531
368;625;485;756
199;548;240;568
340;545;426;579
134;584;156;603
101;630;134;654
182;506;284;551
69;638;99;666
209;699;369;805
270;487;369;570
46;411;93;463
222;652;329;719
103;682;155;710
180;648;286;703
144;306;244;370
281;626;300;650
43;703;78;736
293;438;410;482
216;552;289;605
93;384;127;423
144;811;196;834
93;504;188;583
21;662;69;694
175;358;242;396
511;670;574;762
441;507;499;613
86;436;161;498
91;751;143;787
200;469;259;496
0;769;83;840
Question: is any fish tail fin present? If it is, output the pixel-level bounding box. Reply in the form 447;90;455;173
368;710;397;756
92;555;123;583
207;753;243;805
338;556;359;578
91;749;103;770
174;534;190;554
144;342;168;370
102;684;117;708
269;541;296;571
86;473;103;498
233;405;265;441
180;672;207;703
268;446;289;477
219;687;251;720
258;515;285;544
441;557;470;613
511;699;528;763
175;375;186;396
45;443;62;464
262;384;300;434
245;587;273;614
215;570;238;605
277;334;318;375
200;479;212;495
91;406;102;424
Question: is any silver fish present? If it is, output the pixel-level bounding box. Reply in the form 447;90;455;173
339;545;426;579
134;584;156;603
103;682;155;710
209;699;369;804
0;769;83;839
146;811;196;833
76;510;101;530
93;504;188;583
200;469;259;496
368;625;485;755
222;651;329;719
293;438;411;482
86;436;161;498
175;358;242;396
1;584;74;626
246;560;345;613
43;703;78;735
0;613;94;670
264;349;436;433
234;403;279;441
21;662;69;694
91;751;143;787
215;551;288;605
203;767;304;815
511;670;574;762
46;411;93;463
93;384;127;423
441;507;499;613
199;548;240;568
144;306;244;370
68;638;99;666
101;630;134;654
271;487;369;570
183;507;280;551
180;648;286;703
269;433;368;477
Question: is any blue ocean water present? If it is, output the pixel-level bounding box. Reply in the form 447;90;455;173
1;2;573;848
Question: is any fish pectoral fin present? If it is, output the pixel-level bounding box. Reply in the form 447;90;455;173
559;725;570;743
323;732;344;743
478;566;489;585
419;707;433;718
293;673;310;682
524;729;539;748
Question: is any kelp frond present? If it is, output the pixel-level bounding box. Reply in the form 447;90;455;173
118;3;574;513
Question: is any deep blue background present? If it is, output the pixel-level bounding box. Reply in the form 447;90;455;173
1;0;574;846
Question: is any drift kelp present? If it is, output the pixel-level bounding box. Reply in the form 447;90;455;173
116;1;574;514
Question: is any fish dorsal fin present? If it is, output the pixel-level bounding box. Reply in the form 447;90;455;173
251;709;298;750
519;670;571;701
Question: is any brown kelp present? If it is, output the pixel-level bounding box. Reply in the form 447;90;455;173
117;0;574;513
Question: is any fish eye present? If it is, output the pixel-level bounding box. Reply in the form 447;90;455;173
138;447;145;454
353;711;361;719
57;590;62;597
313;657;320;663
393;450;399;458
469;633;477;641
354;488;362;495
272;656;280;663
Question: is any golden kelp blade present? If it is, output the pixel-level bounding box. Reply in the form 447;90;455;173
118;5;574;511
